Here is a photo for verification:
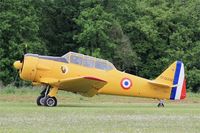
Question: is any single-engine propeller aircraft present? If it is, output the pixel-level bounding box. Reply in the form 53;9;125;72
13;52;186;107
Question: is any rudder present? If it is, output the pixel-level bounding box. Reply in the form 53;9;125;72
169;61;186;100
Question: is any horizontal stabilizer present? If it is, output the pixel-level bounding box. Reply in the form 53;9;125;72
148;80;172;88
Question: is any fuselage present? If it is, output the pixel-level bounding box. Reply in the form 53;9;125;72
15;53;171;100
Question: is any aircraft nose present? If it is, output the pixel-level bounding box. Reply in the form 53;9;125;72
13;61;22;70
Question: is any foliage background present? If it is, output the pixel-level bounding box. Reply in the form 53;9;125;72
0;0;200;92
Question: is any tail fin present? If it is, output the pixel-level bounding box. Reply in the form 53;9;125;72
154;61;186;100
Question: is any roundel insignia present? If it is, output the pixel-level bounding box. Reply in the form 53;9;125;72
120;78;132;90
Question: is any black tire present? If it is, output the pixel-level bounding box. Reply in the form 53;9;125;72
37;95;45;106
157;103;164;107
44;96;57;107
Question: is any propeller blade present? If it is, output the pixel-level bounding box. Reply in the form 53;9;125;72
24;44;27;54
20;44;27;63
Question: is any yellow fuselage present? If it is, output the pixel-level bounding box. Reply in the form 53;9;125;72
19;55;171;100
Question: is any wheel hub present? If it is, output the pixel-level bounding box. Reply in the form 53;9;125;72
47;98;55;106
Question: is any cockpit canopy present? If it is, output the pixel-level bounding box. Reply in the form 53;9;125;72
62;52;115;71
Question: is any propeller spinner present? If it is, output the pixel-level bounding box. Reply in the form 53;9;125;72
13;61;22;70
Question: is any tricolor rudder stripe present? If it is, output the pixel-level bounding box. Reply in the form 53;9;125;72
170;61;186;100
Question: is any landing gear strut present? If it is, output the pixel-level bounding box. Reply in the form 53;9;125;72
157;100;164;107
36;85;57;107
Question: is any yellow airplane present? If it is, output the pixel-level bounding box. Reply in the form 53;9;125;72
13;52;186;107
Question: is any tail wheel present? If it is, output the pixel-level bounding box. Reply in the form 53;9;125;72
157;103;164;107
44;96;57;107
157;99;165;107
36;95;46;106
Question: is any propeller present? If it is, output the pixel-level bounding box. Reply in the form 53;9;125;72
14;44;28;71
13;44;28;86
20;44;27;63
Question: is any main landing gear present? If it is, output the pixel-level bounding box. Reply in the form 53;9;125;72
36;85;58;107
157;99;164;107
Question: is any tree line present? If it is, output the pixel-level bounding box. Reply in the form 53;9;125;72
0;0;200;92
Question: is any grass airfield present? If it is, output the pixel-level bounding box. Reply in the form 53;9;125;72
0;87;200;133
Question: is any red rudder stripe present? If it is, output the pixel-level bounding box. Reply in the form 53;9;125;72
180;79;186;99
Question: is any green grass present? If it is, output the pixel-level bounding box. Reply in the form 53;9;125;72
0;87;200;133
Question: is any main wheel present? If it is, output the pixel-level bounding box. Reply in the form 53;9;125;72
37;95;46;106
44;96;57;107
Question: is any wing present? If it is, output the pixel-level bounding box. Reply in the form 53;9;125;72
39;76;107;97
